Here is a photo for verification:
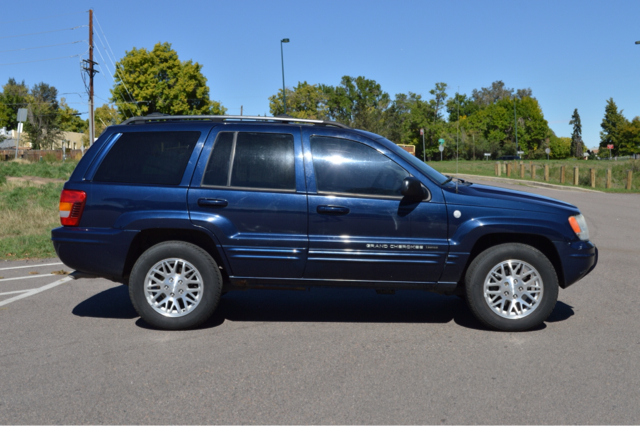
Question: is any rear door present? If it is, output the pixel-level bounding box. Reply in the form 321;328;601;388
302;128;448;284
188;124;308;279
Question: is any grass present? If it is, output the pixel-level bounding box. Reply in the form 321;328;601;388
429;159;640;192
0;180;63;260
0;159;78;183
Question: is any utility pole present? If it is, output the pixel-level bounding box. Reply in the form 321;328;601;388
82;10;98;147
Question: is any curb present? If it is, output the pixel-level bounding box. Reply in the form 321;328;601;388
448;173;603;193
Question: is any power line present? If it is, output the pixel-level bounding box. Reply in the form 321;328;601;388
0;40;86;54
0;11;86;25
0;25;87;40
0;53;85;66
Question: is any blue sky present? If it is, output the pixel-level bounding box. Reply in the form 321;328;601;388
1;0;639;149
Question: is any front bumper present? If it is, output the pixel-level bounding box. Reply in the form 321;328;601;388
554;240;598;288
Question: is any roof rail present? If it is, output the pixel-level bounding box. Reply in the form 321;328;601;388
119;114;351;129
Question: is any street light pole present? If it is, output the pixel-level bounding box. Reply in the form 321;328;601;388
280;38;290;114
513;94;519;156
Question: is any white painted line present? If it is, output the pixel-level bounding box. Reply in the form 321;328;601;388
0;289;33;296
0;274;58;283
0;276;73;307
0;262;63;271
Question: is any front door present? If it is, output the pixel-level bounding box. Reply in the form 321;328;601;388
302;132;448;283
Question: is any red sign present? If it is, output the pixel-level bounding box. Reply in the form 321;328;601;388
420;128;424;135
607;144;614;149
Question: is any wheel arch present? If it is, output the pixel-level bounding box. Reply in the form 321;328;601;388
121;228;230;285
459;233;565;290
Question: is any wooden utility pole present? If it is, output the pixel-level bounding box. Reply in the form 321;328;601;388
82;10;98;146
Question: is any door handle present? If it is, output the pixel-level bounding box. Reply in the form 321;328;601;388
198;198;228;208
317;205;350;215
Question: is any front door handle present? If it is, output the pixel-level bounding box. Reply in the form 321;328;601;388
317;205;350;215
198;198;228;208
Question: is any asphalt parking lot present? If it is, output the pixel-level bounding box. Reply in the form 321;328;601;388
0;178;638;424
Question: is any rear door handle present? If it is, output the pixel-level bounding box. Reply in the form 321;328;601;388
198;198;228;208
317;205;350;215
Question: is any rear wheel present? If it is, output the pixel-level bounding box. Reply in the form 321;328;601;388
129;241;222;330
465;243;558;331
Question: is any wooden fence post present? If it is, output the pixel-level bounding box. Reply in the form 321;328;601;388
573;167;579;185
531;164;536;179
506;163;511;177
544;165;549;182
520;163;525;178
627;170;633;190
606;168;612;189
590;168;596;188
496;162;501;176
560;166;565;184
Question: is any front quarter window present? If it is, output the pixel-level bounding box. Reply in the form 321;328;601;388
382;138;449;185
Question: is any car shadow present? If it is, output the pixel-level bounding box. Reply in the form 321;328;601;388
73;285;574;332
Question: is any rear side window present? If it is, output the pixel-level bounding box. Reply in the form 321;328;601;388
311;136;409;196
93;131;200;185
202;132;295;190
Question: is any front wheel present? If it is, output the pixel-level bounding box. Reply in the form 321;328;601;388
465;243;559;331
129;241;222;330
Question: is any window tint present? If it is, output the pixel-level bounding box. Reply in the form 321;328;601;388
93;131;200;185
202;132;234;186
311;136;409;196
230;132;295;190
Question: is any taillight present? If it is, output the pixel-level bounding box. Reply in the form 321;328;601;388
59;189;86;226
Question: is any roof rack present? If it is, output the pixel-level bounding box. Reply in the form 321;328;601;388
119;114;351;129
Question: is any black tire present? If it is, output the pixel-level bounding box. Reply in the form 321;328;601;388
129;241;222;330
465;243;559;332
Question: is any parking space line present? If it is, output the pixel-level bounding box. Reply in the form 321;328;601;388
0;262;63;271
0;289;33;296
0;276;73;307
0;274;57;283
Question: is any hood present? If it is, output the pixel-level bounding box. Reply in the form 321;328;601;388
441;182;580;215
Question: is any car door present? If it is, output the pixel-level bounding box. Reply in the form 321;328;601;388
188;124;308;279
302;128;448;284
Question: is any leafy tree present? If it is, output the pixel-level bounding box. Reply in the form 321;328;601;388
569;108;585;158
58;98;87;133
549;134;571;159
599;98;628;156
0;78;29;130
111;42;226;120
385;92;434;158
24;82;62;150
82;104;119;146
429;82;448;121
321;76;390;130
618;116;640;156
269;81;328;119
472;80;513;106
446;93;479;122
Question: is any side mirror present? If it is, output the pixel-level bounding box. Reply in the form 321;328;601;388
401;177;427;200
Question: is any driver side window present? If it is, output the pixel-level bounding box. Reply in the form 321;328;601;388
310;136;409;197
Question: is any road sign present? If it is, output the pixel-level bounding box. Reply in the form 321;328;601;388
484;153;491;156
545;148;550;154
517;151;524;155
420;128;424;135
607;144;614;149
438;145;444;152
17;108;27;122
438;138;445;145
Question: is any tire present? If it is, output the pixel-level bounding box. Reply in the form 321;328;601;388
465;243;558;332
129;241;222;330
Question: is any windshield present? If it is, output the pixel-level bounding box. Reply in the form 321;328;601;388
381;138;449;185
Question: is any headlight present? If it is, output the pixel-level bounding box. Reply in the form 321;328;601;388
568;214;590;241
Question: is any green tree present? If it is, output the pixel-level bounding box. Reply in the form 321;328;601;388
618;117;640;156
111;42;226;120
269;81;328;119
58;98;87;133
24;82;62;150
446;93;479;122
0;78;29;130
321;76;390;131
549;134;571;159
569;108;585;158
599;98;628;156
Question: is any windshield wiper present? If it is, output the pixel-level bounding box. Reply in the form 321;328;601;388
441;175;453;185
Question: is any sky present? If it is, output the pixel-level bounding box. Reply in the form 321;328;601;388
1;0;639;149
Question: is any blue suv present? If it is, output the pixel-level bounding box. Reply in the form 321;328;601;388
52;115;597;331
